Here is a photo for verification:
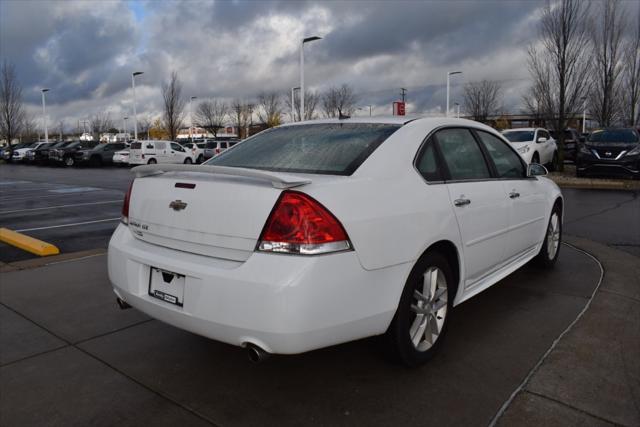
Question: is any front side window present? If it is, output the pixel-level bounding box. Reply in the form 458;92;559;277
171;143;183;151
435;128;491;180
476;131;526;179
207;123;400;175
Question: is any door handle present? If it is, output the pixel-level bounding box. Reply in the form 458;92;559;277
509;191;520;199
454;198;471;207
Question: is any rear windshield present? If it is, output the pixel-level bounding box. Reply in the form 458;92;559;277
502;131;534;142
130;142;142;149
206;123;400;175
588;129;639;144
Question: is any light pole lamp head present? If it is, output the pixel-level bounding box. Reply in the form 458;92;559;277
41;88;50;93
448;71;462;76
133;71;144;77
303;36;322;44
191;96;197;101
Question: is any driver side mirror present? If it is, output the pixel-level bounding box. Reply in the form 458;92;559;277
527;163;548;177
537;137;548;143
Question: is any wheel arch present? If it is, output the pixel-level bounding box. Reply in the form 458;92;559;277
416;240;462;303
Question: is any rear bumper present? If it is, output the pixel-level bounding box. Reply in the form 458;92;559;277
108;224;407;354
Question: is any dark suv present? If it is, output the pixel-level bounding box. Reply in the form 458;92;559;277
49;140;99;167
576;128;640;178
75;142;127;166
549;128;583;162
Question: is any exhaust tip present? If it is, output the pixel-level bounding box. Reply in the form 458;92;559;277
246;343;269;363
116;297;132;310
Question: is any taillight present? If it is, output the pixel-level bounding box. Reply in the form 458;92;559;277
121;181;134;225
257;191;352;255
215;148;220;154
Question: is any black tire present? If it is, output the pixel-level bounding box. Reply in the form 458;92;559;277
184;157;193;164
197;154;204;164
535;203;562;268
548;151;558;172
385;252;453;367
147;158;157;165
64;156;74;167
532;153;540;164
90;156;102;167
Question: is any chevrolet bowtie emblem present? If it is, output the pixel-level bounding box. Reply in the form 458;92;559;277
169;200;188;211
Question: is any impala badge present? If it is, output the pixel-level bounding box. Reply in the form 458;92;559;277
169;200;188;211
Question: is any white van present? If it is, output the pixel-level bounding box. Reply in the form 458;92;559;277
128;140;193;165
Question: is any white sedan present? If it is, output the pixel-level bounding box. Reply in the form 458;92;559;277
112;149;130;166
502;128;558;169
108;117;563;366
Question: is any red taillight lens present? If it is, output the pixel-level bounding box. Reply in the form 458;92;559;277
121;181;133;225
258;191;351;255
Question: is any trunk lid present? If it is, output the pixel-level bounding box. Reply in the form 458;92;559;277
127;168;311;261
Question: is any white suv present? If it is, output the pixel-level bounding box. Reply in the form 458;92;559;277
128;140;193;165
502;128;558;170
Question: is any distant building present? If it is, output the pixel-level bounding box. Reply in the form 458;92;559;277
176;126;239;140
79;132;94;141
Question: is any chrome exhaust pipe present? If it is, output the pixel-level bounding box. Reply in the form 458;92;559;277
116;297;131;310
246;343;270;363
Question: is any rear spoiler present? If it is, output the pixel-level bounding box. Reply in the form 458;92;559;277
131;164;312;189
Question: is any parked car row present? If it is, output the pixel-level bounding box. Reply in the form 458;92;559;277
2;138;240;168
576;128;640;179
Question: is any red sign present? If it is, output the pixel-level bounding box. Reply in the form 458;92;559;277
393;101;406;116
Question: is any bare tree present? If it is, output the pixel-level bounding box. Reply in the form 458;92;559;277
462;80;502;122
196;99;228;137
322;84;357;118
0;61;25;159
521;85;547;125
622;17;640;126
256;92;282;128
138;116;152;140
89;111;113;140
20;113;38;143
285;89;320;121
589;0;627;127
161;71;185;141
527;0;592;169
231;99;252;139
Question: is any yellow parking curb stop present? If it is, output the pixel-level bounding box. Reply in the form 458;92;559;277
0;227;60;256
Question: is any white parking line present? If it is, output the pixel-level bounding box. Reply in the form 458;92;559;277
0;200;122;215
15;218;121;232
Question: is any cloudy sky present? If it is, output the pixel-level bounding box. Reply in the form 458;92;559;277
1;0;638;132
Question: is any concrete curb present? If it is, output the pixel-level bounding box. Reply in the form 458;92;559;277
493;235;640;426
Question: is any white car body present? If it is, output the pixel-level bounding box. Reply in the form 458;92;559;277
113;149;130;165
12;142;49;161
502;128;557;165
180;142;205;163
108;117;562;356
129;140;192;165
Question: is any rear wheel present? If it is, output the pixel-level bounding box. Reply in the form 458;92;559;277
386;252;452;367
535;204;562;268
184;157;193;164
548;151;558;172
64;156;74;167
147;158;157;165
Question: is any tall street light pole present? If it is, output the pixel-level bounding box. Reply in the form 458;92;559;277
300;36;321;122
454;102;460;118
581;96;587;134
41;89;50;143
291;87;300;122
446;71;462;117
132;71;143;141
123;116;129;138
189;96;197;142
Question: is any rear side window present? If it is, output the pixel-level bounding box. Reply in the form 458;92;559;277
415;139;442;181
476;131;526;179
435;128;491;180
130;142;141;149
155;142;167;150
207;123;400;175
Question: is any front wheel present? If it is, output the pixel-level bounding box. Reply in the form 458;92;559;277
184;157;193;164
64;156;74;167
548;151;558;172
147;158;157;165
197;154;204;164
535;204;562;268
386;252;453;367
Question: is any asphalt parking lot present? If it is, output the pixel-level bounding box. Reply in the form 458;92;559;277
1;163;639;426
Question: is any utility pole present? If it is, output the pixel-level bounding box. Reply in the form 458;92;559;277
400;88;407;103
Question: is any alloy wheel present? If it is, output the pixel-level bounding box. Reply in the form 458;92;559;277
546;212;560;259
409;267;448;352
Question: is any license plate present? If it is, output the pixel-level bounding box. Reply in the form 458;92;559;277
148;267;185;306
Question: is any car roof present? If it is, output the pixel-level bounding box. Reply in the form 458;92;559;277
502;128;539;132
